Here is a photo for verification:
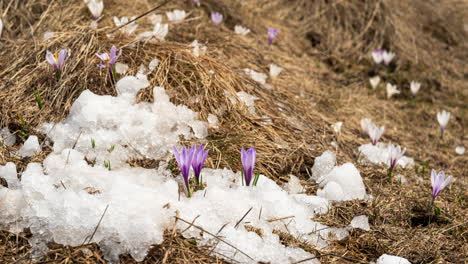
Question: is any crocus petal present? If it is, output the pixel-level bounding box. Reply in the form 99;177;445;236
58;49;68;69
46;51;57;67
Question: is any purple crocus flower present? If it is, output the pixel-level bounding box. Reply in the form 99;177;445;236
211;12;223;25
96;46;122;85
96;45;121;68
241;147;256;186
192;144;209;187
46;49;68;72
267;28;278;45
430;169;452;201
173;146;195;197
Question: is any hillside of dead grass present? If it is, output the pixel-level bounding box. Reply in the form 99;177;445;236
0;0;467;263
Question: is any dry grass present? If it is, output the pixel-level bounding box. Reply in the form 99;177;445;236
0;0;467;263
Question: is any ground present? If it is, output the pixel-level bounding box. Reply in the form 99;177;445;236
0;0;467;263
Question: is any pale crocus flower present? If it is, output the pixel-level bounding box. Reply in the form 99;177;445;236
268;28;279;45
211;12;223;25
430;169;452;201
386;83;400;99
332;122;343;134
113;16;138;36
234;25;250;36
387;144;406;180
84;0;104;19
193;0;201;7
383;50;395;65
410;81;421;95
269;64;283;78
46;49;68;79
436;110;451;137
371;49;384;64
166;9;187;23
360;118;373;135
368;124;384;145
369;76;380;89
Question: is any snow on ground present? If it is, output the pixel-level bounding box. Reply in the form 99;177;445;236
358;143;414;168
376;254;412;264
0;75;365;264
310;151;367;201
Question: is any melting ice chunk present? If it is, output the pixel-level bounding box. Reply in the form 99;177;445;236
311;150;336;181
350;215;370;231
377;254;411;264
19;135;41;157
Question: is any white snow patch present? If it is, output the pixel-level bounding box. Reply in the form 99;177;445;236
244;68;268;85
317;163;366;201
0;162;19;189
236;91;259;115
358;143;414;168
350;215;370;231
377;254;411;264
115;63;129;74
311;150;336;181
0;127;16;146
283;175;303;194
19;135;41;158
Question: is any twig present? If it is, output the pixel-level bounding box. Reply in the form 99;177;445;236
234;207;253;229
175;216;254;261
110;0;172;33
82;204;109;245
266;215;295;222
180;215;200;233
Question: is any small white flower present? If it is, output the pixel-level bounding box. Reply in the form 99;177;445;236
455;145;465;155
166;9;187;23
386;83;400;99
436;110;451;132
149;14;163;24
234;25;250;36
369;76;380;89
190;40;207;57
410;81;421;95
84;0;104;19
113;16;138;36
368;124;384;145
332;122;343;134
115;63;128;74
244;68;268;85
269;64;283;78
372;49;384;64
383;50;395;65
360;118;373;135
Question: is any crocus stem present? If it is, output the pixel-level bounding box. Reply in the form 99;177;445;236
55;71;61;81
440;129;444;140
186;182;192;198
108;67;115;86
387;167;393;181
252;173;260;186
